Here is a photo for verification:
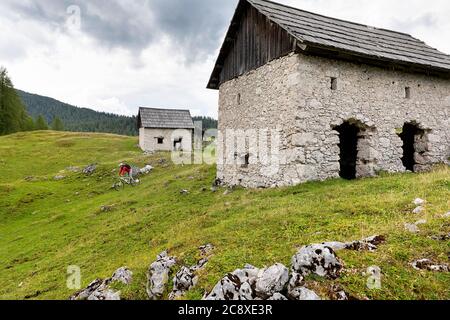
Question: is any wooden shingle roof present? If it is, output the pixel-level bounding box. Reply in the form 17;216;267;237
208;0;450;89
138;108;194;129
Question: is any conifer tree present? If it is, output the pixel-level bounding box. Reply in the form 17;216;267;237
51;117;64;131
35;115;49;130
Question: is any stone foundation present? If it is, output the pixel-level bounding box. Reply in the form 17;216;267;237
217;53;450;188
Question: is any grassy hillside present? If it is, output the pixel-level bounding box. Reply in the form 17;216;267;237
0;131;448;300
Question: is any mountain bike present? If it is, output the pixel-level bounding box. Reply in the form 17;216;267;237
112;176;141;191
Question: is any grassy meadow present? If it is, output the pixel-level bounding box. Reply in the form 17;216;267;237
0;131;448;300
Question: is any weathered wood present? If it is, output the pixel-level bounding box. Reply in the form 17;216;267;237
210;2;295;88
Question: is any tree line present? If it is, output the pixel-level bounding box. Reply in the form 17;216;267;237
1;67;218;137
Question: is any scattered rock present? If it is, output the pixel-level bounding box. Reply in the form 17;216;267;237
169;267;198;300
88;288;121;301
255;264;289;299
322;235;386;252
100;205;115;212
415;219;427;225
199;244;215;256
442;212;450;218
111;267;133;285
413;198;426;206
328;284;349;300
147;251;177;300
405;223;420;233
411;259;449;272
204;265;262;300
333;290;348;301
288;287;321;301
70;267;132;300
54;175;66;181
412;206;425;214
140;165;153;175
291;244;343;279
268;293;288;300
66;166;80;173
431;233;450;241
83;164;97;175
180;189;189;195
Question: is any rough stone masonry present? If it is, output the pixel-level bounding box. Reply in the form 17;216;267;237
217;53;450;188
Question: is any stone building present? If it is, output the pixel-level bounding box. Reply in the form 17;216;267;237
137;107;194;152
207;0;450;188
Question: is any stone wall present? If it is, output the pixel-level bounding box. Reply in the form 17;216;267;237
139;128;193;152
217;53;450;188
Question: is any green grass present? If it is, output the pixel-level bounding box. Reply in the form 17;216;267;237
0;131;449;300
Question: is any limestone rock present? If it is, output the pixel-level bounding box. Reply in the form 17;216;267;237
147;251;177;300
413;198;426;206
70;279;104;300
431;233;450;241
268;293;288;300
83;164;97;175
411;259;449;272
111;267;133;285
405;223;420;233
412;206;425;214
204;265;263;300
54;175;65;181
88;288;121;301
199;244;215;256
140;165;153;175
255;263;289;298
322;235;386;252
291;244;343;279
169;266;198;300
204;273;242;300
70;267;132;301
288;287;321;300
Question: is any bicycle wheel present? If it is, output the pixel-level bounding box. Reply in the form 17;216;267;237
113;180;125;191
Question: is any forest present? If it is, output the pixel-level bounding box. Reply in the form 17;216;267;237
0;67;217;137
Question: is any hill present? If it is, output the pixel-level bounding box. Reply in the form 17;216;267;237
0;131;448;300
17;90;139;136
17;90;218;136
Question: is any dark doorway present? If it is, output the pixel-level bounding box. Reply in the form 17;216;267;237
399;123;423;172
174;138;183;151
335;122;360;180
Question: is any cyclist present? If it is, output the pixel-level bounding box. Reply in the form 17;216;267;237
119;163;134;182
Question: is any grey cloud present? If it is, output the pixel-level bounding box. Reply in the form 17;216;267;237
5;0;237;61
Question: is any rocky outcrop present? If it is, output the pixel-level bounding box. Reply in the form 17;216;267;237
203;262;321;301
147;251;177;300
70;267;133;301
255;264;290;299
291;244;343;279
411;259;449;272
203;235;387;301
83;164;97;175
321;235;386;252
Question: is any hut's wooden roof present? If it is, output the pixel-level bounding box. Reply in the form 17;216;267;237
208;0;450;89
138;108;194;129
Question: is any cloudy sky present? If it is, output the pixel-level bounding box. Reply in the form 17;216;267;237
1;0;449;117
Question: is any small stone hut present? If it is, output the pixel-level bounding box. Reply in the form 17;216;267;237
137;107;194;152
207;0;450;188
